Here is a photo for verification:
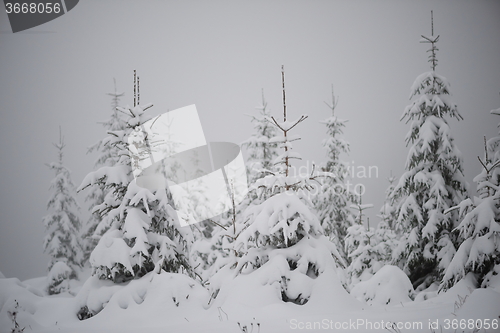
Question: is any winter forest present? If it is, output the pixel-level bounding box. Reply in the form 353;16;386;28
1;2;500;333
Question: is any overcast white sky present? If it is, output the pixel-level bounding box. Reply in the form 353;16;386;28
1;0;499;281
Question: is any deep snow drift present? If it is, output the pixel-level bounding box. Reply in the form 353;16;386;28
1;268;499;333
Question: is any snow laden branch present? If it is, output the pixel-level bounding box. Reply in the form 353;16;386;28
440;108;500;291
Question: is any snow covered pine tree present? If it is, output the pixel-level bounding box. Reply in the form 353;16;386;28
391;14;468;290
313;86;357;263
209;67;350;308
43;127;84;294
440;105;500;291
76;73;197;320
241;89;279;187
82;79;127;263
379;172;399;231
197;88;292;287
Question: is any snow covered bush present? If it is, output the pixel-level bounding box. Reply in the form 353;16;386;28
43;128;84;294
391;30;468;289
440;106;500;291
76;271;209;321
344;213;395;289
46;261;73;295
350;265;414;306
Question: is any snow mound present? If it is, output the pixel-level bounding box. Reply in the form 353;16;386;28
0;271;5;279
453;288;500;328
22;277;48;296
415;273;477;306
0;277;80;331
350;265;414;305
76;272;209;323
482;264;500;292
414;282;439;302
210;243;361;320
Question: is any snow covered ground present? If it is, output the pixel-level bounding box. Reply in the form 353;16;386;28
1;269;499;333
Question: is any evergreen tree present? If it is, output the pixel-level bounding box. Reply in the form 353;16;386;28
345;224;380;288
379;172;399;231
440;106;500;291
313;86;357;262
195;89;282;282
210;67;345;306
391;15;468;289
82;79;127;263
345;198;397;290
43;127;84;294
242;89;279;185
78;72;194;285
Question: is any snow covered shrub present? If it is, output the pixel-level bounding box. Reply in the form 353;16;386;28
46;261;73;295
391;29;468;289
43;128;84;294
350;265;414;305
440;106;500;291
235;192;346;298
7;300;25;333
344;213;395;289
345;225;382;288
76;272;209;321
0;278;44;331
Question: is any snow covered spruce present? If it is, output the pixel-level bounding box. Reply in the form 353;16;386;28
81;79;128;263
189;91;281;284
4;23;499;330
241;89;279;188
208;67;354;310
344;216;396;291
312;86;358;263
43;127;84;295
390;29;468;291
440;105;500;291
76;76;199;319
